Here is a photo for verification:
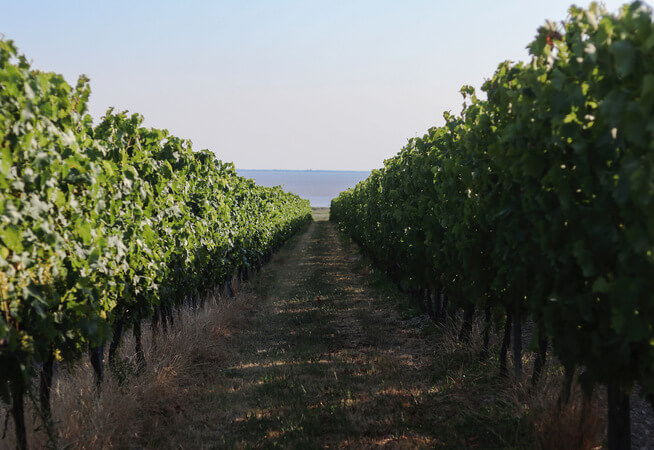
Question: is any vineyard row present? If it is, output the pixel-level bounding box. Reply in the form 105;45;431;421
331;3;653;448
0;39;312;449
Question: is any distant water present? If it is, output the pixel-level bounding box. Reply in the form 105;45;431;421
237;170;370;207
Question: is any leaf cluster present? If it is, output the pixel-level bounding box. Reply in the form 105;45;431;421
332;1;654;396
0;40;312;404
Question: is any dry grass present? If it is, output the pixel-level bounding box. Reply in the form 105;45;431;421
402;307;606;449
311;207;330;221
2;286;254;449
529;374;605;450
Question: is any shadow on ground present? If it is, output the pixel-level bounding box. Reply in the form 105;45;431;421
154;221;534;448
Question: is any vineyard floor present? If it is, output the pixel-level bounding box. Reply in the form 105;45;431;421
141;217;541;448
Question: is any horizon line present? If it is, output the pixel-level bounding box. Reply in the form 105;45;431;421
236;168;372;173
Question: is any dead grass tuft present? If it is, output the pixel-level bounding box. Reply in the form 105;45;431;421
427;313;605;449
529;376;605;450
2;288;253;449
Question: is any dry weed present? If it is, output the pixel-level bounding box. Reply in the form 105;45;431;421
529;375;605;450
434;313;605;449
2;288;253;449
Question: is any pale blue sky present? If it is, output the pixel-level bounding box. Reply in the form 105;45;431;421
1;1;635;170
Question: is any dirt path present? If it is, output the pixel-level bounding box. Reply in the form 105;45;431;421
213;220;444;447
152;219;525;449
142;217;552;449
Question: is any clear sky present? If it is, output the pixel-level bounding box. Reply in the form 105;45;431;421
1;0;636;170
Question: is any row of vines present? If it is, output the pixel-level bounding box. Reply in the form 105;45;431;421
0;40;312;448
331;3;653;448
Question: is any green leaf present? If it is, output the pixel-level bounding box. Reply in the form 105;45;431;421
0;225;23;253
592;277;610;293
0;146;11;175
77;221;92;245
610;40;636;78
